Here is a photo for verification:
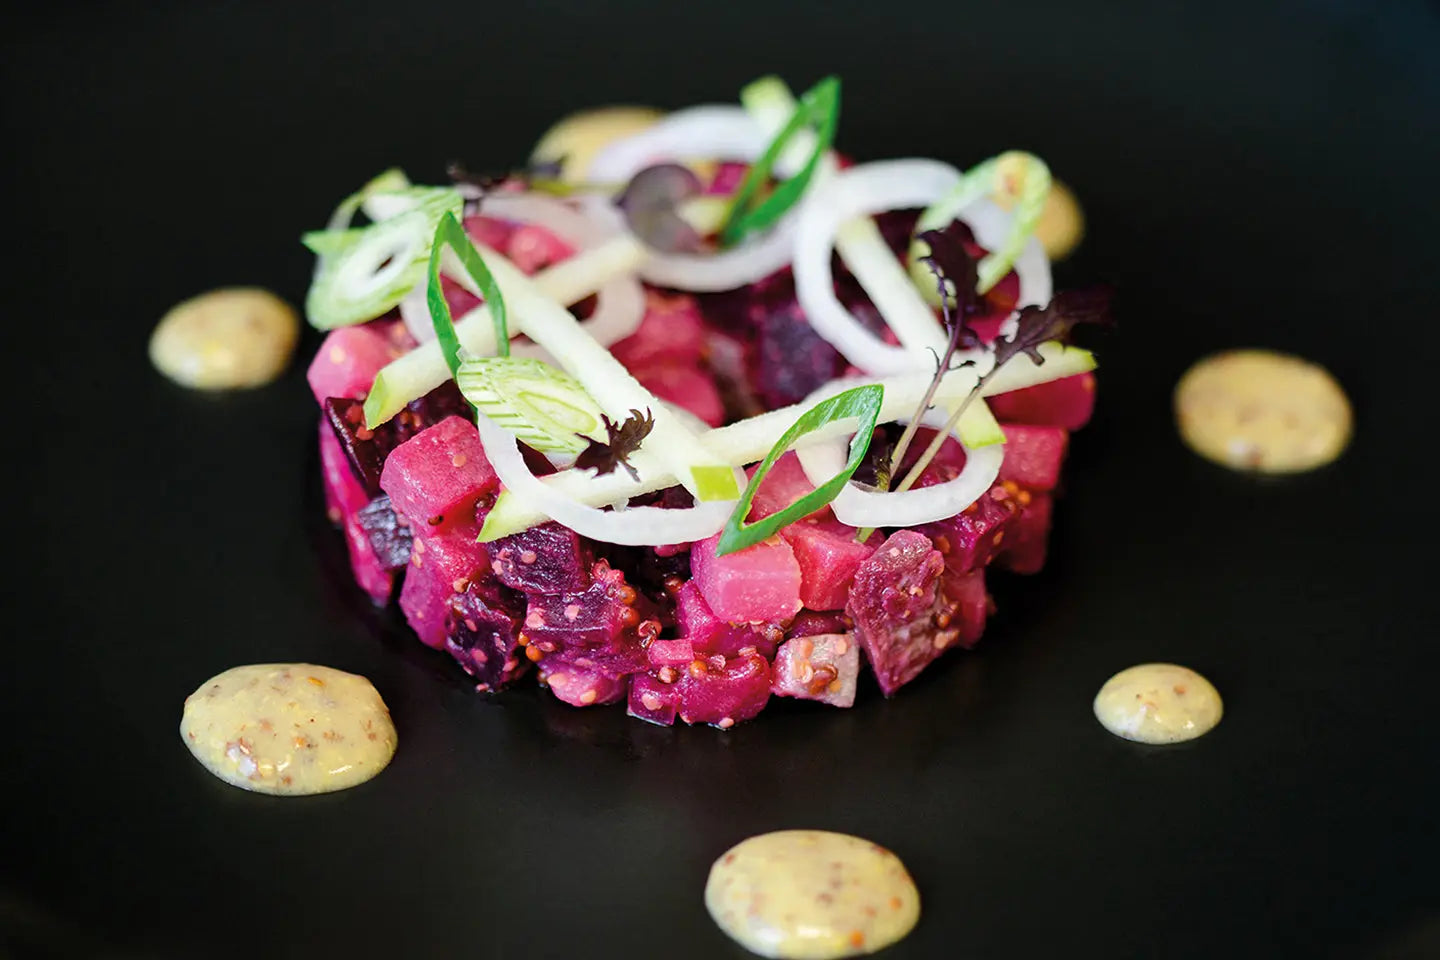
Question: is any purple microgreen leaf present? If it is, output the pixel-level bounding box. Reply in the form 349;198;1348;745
615;163;706;254
991;285;1115;367
573;409;656;482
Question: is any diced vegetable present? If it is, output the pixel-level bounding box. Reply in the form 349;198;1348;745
771;634;860;708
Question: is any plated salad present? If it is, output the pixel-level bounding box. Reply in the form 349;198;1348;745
305;76;1110;728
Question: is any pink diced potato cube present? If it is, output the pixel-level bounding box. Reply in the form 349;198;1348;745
379;416;498;531
779;515;876;611
771;634;860;708
306;324;400;405
997;424;1069;492
690;532;802;624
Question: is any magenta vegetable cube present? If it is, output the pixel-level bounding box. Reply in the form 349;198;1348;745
846;530;962;696
489;521;593;595
610;291;707;370
998;491;1054;575
675;653;772;728
635;362;726;427
319;419;393;604
648;638;695;669
787;610;851;639
674;581;782;659
989;372;1097;430
918;485;1020;576
780;514;876;611
379;415;498;532
690;533;802;624
772;634;860;708
541;662;628;707
306;324;399;405
505;223;576;274
397;528;492;648
997;424;1070;492
628;673;680;726
444;578;527;691
943;568;992;649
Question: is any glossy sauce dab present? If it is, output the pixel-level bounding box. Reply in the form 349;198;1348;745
1174;348;1351;473
150;287;299;390
705;830;920;959
180;664;397;795
1093;663;1222;744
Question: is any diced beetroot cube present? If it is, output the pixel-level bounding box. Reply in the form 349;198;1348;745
319;419;394;604
610;290;707;370
324;383;473;496
998;490;1054;575
675;653;772;728
341;513;395;605
989;372;1097;430
648;638;695;669
691;533;802;624
997;424;1069;492
521;560;660;683
354;495;413;571
319;417;370;519
772;634;861;708
780;515;876;611
628;673;680;726
398;529;492;649
706;161;749;196
787;610;851;638
505;223;576;274
635;362;726;427
307;324;400;405
540;662;628;707
463;214;516;252
444;578;527;691
489;522;593;595
846;531;962;696
380;415;498;532
746;452;826;522
943;568;992;649
674;581;782;660
918;485;1020;576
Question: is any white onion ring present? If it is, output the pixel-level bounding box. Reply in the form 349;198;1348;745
586;104;813;292
794;159;963;375
404;192;646;349
794;159;1055;374
794;405;1003;528
476;414;732;546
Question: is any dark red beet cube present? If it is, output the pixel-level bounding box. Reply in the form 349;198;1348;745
489;521;593;595
674;581;783;660
787;610;852;639
998;490;1054;575
354;495;413;572
917;485;1020;576
444;578;527;691
845;530;962;696
997;424;1069;492
628;673;680;726
675;653;772;728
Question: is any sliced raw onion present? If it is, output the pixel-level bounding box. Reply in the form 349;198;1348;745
586;104;815;292
475;413;731;546
793;159;963;375
793;405;1003;527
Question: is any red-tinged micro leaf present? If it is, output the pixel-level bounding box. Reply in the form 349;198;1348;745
991;285;1115;368
574;409;656;482
616;163;706;254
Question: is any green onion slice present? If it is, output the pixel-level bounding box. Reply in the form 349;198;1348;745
719;76;841;247
715;383;882;556
426;211;511;378
302;183;461;330
455;356;604;455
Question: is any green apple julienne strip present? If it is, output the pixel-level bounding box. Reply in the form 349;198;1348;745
481;343;1095;540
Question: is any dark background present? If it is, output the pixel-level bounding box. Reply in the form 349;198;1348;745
4;1;1438;957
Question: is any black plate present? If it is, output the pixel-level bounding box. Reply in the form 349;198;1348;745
6;1;1439;957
